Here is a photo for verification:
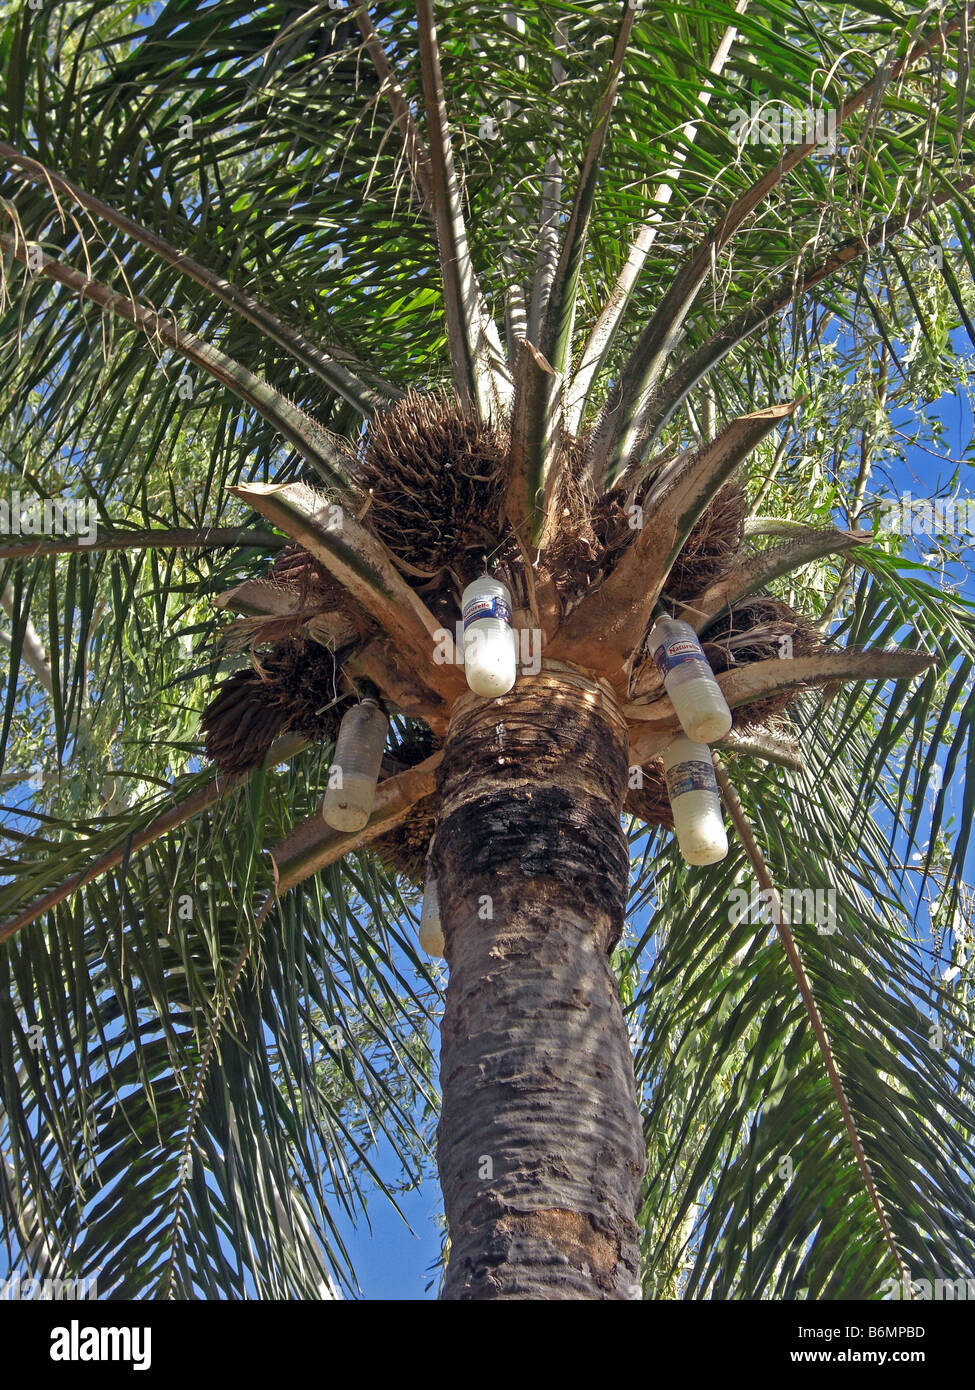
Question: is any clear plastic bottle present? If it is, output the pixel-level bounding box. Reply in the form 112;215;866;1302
648;614;732;743
322;697;389;832
461;574;517;697
419;869;445;958
661;735;728;865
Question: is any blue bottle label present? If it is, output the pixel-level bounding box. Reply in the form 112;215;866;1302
463;595;512;630
653;636;708;678
666;760;717;799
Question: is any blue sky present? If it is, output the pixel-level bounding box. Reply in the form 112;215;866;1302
886;337;975;895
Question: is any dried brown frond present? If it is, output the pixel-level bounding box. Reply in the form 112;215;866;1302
216;611;331;655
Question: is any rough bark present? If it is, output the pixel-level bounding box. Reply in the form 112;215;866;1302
433;660;645;1299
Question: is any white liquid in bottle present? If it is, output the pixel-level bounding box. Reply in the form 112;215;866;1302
322;697;389;832
661;736;728;865
419;870;445;958
461;575;517;698
649;615;732;743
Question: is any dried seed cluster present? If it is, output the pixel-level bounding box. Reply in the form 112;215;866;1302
202;636;345;775
355;390;509;614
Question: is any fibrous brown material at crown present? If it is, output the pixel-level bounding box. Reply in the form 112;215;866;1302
625;757;673;829
544;450;629;605
266;541;352;611
547;473;748;614
664;480;747;599
202;635;345;774
702;596;825;726
371;722;442;883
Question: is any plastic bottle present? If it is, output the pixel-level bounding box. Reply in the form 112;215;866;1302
648;613;732;743
661;735;728;865
419;869;445;958
322;697;389;832
461;574;518;697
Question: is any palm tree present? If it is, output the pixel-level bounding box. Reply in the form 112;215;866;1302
1;0;974;1299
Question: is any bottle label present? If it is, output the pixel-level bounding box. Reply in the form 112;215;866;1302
653;636;707;678
666;760;717;799
463;594;512;630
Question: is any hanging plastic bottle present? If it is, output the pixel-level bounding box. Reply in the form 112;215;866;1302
648;610;732;744
661;735;728;865
419;867;445;958
322;697;389;832
461;573;517;697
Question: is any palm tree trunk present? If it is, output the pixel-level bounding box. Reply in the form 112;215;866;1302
433;659;645;1299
